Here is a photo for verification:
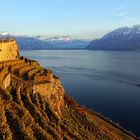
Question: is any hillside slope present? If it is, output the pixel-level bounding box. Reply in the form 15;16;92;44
87;25;140;50
0;57;137;140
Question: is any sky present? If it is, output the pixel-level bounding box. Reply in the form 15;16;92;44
0;0;140;40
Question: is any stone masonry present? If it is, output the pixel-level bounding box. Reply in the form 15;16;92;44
0;38;19;61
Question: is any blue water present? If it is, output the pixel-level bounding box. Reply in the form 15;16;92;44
21;50;140;136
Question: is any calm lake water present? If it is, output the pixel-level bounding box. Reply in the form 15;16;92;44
21;50;140;136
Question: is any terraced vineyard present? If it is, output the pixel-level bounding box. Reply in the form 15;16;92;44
0;57;138;140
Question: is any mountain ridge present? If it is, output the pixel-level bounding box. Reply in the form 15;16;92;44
0;33;89;50
87;25;140;50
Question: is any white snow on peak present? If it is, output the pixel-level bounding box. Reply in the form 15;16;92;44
102;25;140;40
0;32;9;36
35;35;74;42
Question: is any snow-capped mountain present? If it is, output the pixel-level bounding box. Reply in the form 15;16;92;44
35;35;89;49
87;25;140;50
0;33;89;50
0;32;11;36
0;33;52;50
36;35;72;42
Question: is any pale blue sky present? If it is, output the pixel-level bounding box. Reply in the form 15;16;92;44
0;0;139;39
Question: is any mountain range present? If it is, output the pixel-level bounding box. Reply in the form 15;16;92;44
0;32;89;50
87;25;140;50
1;25;140;50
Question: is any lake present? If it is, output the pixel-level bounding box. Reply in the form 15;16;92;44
21;50;140;136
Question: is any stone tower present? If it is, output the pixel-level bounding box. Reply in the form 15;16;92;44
0;38;19;62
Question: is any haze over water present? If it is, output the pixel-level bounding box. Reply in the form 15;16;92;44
21;50;140;136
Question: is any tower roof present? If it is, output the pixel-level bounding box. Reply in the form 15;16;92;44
0;38;16;43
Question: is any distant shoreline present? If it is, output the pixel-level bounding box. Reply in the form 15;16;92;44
20;48;140;51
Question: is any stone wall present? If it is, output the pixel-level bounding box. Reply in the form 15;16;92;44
34;73;53;83
33;81;64;116
0;39;19;61
2;73;11;89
